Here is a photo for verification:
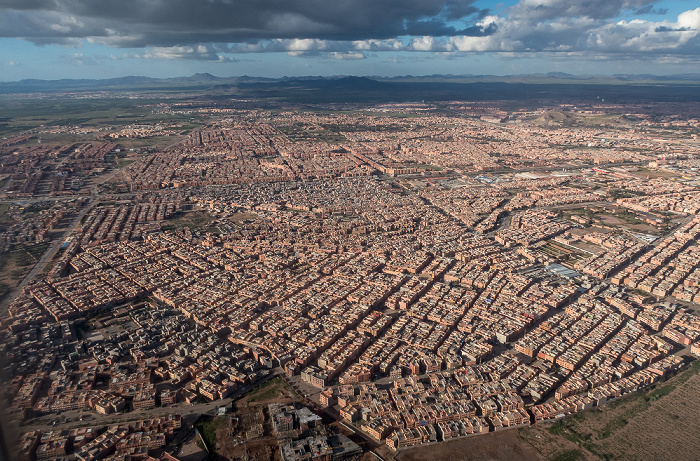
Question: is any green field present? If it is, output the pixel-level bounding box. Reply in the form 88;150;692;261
244;376;297;403
194;415;225;453
160;211;215;232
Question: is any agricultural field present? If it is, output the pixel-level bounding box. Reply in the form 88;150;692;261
393;361;700;461
519;360;700;461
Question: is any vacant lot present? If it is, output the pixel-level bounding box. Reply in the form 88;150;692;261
397;429;543;461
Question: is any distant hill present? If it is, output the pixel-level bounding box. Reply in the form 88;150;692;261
534;110;577;124
1;73;699;103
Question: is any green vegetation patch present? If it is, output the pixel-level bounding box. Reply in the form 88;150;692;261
115;158;136;168
0;252;9;273
0;242;49;269
614;211;645;225
245;376;294;403
26;242;49;259
531;359;700;460
547;419;585;445
162;210;215;231
633;167;681;179
596;415;629;439
277;125;347;144
0;203;11;223
321;122;409;132
194;416;225;453
609;188;645;199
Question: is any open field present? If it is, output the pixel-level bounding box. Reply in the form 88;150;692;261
0;243;49;298
239;376;296;406
631;167;682;179
214;407;279;461
161;210;217;231
389;361;700;461
396;429;543;461
0;94;205;145
520;360;700;460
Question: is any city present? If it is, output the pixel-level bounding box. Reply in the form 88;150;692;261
1;90;700;460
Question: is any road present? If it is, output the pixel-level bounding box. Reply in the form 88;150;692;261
0;195;96;314
22;399;223;433
20;369;280;433
0;156;143;315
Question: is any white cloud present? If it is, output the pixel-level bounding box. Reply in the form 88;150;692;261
449;35;522;52
410;36;445;51
285;38;328;51
445;4;700;56
678;8;700;31
133;45;231;61
352;39;403;51
329;51;365;60
585;8;700;53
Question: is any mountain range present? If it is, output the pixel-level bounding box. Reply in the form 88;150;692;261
1;73;699;103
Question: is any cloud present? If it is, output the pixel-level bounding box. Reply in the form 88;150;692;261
228;38;408;56
0;9;93;46
654;26;690;33
285;39;328;52
678;7;700;31
458;5;700;57
134;45;235;61
329;51;366;60
410;36;447;51
509;0;656;21
352;39;404;51
64;52;98;65
0;0;698;63
634;5;668;16
450;35;523;52
0;0;486;47
143;5;700;60
585;10;700;54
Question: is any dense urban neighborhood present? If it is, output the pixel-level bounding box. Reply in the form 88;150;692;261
2;91;700;461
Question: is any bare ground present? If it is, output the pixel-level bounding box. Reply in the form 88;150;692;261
396;429;543;461
206;362;700;461
521;360;700;460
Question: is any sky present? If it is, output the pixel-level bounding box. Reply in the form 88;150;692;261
0;0;699;81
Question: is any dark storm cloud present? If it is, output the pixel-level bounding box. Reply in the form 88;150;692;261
0;0;489;47
1;0;698;61
654;25;691;32
403;19;497;37
509;0;657;21
635;5;669;15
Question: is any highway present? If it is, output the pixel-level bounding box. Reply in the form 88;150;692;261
21;369;279;433
0;155;141;315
